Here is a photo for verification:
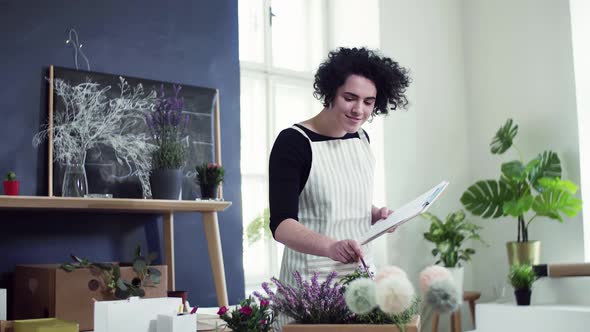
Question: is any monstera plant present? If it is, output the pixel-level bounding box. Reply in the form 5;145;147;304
460;119;582;264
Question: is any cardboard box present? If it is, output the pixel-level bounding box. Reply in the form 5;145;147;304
94;297;181;332
13;264;167;331
14;318;78;332
283;315;420;332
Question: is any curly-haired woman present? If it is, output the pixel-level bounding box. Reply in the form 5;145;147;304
269;47;411;288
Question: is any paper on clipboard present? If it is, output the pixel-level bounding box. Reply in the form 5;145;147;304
360;181;449;245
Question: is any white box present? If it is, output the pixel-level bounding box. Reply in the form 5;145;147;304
157;313;197;332
94;297;182;332
0;289;6;320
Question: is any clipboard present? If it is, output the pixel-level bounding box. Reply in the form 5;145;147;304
359;180;449;245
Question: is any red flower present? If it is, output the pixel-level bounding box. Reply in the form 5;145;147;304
207;163;218;169
238;306;252;316
261;319;267;325
260;299;270;307
217;306;228;315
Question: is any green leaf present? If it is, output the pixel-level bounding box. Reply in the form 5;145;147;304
61;263;75;272
537;178;578;194
71;254;84;263
133;258;147;273
461;180;512;218
431;248;439;257
113;266;121;280
134;288;146;297
528;151;561;191
503;194;534;217
116;278;128;291
532;187;582;222
501;160;527;182
244;208;272;246
147;267;161;277
490;118;518;154
115;288;130;299
149;274;161;284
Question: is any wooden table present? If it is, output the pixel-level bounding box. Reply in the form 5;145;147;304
0;195;232;307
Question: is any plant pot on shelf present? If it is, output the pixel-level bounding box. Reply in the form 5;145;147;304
3;180;20;195
506;241;541;266
199;183;219;200
150;168;183;200
514;288;532;305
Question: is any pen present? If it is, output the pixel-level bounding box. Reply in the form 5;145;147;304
360;257;373;280
190;306;198;314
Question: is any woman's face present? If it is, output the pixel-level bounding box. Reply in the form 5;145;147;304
329;74;377;134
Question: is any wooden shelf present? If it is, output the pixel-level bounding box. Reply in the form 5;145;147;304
0;195;233;307
0;195;231;213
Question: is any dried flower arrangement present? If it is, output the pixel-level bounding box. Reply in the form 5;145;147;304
33;77;157;197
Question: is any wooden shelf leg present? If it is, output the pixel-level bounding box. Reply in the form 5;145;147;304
163;212;175;291
202;211;229;307
451;309;462;332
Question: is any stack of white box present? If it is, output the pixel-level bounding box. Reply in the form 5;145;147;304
0;289;6;320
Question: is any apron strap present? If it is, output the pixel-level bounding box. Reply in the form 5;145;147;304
290;125;311;141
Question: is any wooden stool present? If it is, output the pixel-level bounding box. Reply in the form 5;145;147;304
432;291;481;332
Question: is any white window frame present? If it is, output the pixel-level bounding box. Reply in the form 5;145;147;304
240;0;329;293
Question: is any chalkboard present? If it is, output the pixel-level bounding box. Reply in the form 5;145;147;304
48;66;221;199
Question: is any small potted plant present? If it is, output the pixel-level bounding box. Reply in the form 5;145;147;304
195;162;224;199
146;85;189;200
3;171;20;195
508;264;537;305
217;296;276;332
421;209;485;293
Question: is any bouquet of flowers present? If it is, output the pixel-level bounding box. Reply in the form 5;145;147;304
217;296;276;332
195;162;225;186
146;84;189;170
255;266;460;331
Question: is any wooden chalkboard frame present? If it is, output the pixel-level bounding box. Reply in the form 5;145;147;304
47;65;222;199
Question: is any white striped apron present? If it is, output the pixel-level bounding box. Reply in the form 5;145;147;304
277;125;375;329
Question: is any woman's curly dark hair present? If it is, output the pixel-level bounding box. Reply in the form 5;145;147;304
313;47;411;116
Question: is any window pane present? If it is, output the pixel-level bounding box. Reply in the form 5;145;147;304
240;75;268;175
271;0;325;72
242;176;270;288
272;80;320;137
239;0;265;63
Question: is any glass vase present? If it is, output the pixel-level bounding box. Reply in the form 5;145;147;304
62;163;88;197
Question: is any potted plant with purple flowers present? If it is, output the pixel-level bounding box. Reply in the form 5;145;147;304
146;85;189;199
195;162;224;199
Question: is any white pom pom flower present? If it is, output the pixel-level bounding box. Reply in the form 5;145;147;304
345;278;377;315
375;275;415;315
425;279;461;313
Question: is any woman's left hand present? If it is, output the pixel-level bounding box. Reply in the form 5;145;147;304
372;206;396;233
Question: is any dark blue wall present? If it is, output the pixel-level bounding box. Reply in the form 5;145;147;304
0;0;243;311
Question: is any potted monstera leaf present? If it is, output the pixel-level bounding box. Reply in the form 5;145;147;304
460;119;582;265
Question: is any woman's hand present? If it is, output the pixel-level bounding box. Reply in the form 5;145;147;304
372;206;396;233
327;239;363;264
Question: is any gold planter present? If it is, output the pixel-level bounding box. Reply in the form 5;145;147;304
506;241;541;266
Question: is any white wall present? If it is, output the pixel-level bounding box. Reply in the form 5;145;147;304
570;0;590;261
379;1;471;331
462;0;582;304
379;0;585;330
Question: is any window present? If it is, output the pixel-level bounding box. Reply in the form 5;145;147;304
239;0;327;293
